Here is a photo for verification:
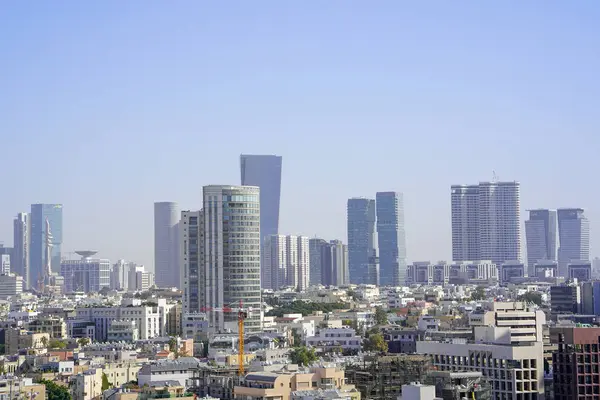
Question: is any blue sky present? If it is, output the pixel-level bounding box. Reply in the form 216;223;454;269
1;1;599;269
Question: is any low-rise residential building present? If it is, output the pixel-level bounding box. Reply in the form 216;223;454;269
0;376;46;400
4;328;49;355
306;328;362;352
107;320;139;342
137;357;201;387
234;366;359;400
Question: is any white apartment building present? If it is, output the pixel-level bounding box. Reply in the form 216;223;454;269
451;181;521;267
417;327;544;400
306;327;362;352
469;302;546;344
263;234;310;291
137;358;200;387
75;304;161;341
107;320;139;342
0;273;23;299
406;260;497;285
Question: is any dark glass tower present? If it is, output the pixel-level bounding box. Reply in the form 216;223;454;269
30;204;63;289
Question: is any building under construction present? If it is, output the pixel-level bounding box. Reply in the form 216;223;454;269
345;354;434;400
188;365;243;400
425;371;492;400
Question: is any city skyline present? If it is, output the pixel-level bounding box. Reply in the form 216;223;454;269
2;3;599;272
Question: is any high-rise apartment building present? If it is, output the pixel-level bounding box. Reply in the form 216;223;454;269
30;204;63;289
154;202;180;288
451;182;521;266
60;251;111;293
376;192;407;286
182;185;262;333
309;238;327;286
321;240;349;287
180;210;202;314
262;234;309;291
13;213;30;287
240;154;282;246
111;259;136;291
557;208;590;277
347;198;379;285
262;234;287;290
525;209;558;275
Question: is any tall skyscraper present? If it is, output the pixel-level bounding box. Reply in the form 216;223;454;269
347;198;379;285
154;202;180;288
30;204;63;289
451;182;521;266
376;192;407;286
180;210;202;314
309;238;327;286
525;209;558;274
557;208;590;276
185;185;262;333
13;213;30;287
262;234;309;291
240;154;282;246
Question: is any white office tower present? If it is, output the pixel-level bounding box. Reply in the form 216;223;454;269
557;208;590;277
262;234;309;291
154;202;180;288
525;209;558;276
0;273;23;300
451;181;521;266
13;213;30;288
262;235;286;290
60;251;111;293
111;259;132;291
202;185;262;333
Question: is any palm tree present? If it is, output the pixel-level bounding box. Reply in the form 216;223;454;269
40;336;48;348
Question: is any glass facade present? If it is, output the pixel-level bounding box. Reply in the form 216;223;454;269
30;204;63;289
347;198;378;285
60;259;111;293
203;185;262;332
376;192;407;286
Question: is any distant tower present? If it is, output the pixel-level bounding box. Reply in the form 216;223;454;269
376;192;407;286
39;218;53;290
347;198;379;285
557;208;590;276
30;204;63;290
154;202;180;288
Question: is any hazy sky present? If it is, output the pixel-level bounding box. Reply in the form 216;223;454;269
2;1;599;271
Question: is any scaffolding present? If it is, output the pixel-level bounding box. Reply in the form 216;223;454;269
425;371;492;400
345;354;433;400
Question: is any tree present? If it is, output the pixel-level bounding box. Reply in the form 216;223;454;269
364;333;388;353
48;339;67;350
40;336;49;348
77;338;90;347
289;346;318;367
518;291;543;307
291;329;302;346
374;307;388;325
470;286;486;301
39;379;72;400
168;337;178;353
101;373;112;391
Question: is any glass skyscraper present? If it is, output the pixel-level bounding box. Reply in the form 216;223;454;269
347;198;379;285
30;204;63;289
557;208;590;277
240;154;282;246
376;192;407;286
525;209;558;276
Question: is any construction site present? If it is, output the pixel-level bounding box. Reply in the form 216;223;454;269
344;354;434;400
425;371;492;400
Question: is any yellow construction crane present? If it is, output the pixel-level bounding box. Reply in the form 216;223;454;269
201;301;250;376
